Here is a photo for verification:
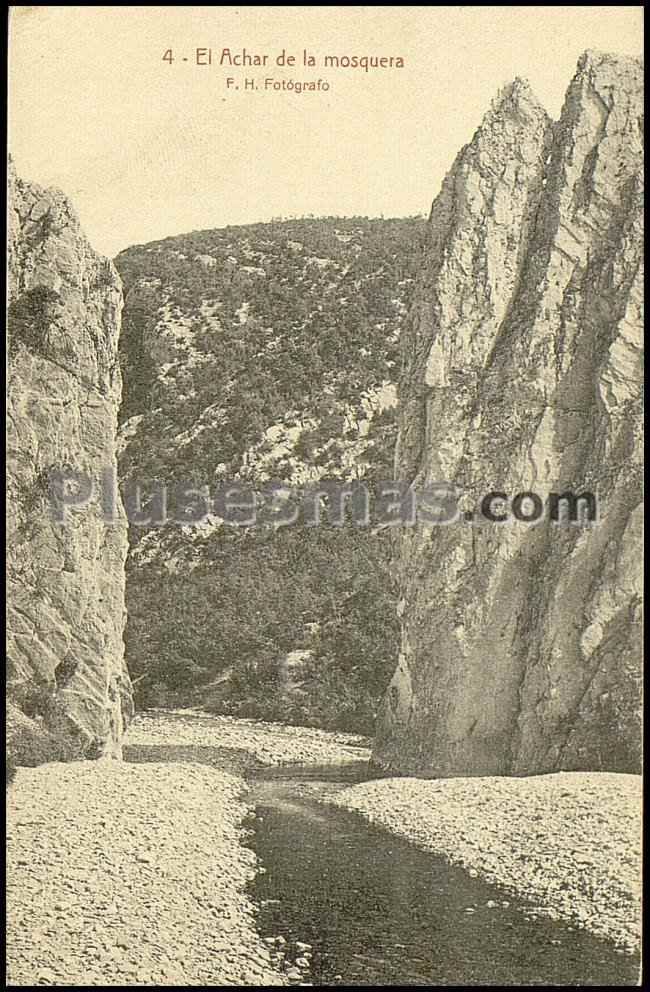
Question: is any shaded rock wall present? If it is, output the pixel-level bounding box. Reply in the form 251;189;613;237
374;52;643;776
7;161;133;764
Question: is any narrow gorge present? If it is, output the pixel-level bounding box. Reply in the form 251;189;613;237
7;53;642;780
6;46;643;989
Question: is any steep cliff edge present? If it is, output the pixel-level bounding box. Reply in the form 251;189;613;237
374;52;643;776
7;162;132;764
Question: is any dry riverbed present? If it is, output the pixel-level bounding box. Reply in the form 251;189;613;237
7;710;641;986
328;772;642;955
6;761;286;986
6;710;368;987
126;708;371;767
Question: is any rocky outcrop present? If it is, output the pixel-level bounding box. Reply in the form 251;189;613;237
7;161;132;764
374;52;643;776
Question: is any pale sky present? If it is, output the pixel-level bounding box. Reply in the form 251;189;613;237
8;5;643;257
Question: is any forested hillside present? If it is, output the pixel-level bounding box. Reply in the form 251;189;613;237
116;216;425;732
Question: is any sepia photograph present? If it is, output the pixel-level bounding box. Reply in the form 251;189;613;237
6;5;643;986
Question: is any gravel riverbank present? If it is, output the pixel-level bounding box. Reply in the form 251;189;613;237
328;772;642;954
6;711;368;987
7;761;286;986
7;712;641;985
125;708;371;768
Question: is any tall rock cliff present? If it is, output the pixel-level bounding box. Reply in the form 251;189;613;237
7;162;133;765
374;52;643;776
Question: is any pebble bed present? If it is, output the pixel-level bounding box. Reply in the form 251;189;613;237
6;761;286;986
126;708;371;766
328;771;642;954
7;712;641;985
6;711;368;987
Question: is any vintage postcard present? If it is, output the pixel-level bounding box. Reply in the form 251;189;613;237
6;6;643;987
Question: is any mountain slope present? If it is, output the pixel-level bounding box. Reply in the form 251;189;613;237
115;216;425;731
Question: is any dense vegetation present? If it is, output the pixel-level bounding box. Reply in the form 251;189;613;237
116;216;425;733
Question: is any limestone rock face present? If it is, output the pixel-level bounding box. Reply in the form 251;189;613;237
7;161;133;763
374;52;643;776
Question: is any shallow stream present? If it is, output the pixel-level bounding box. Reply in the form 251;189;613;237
246;761;639;986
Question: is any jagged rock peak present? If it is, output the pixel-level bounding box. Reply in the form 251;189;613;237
488;76;548;121
374;52;643;778
467;75;551;157
563;49;643;129
576;48;643;75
